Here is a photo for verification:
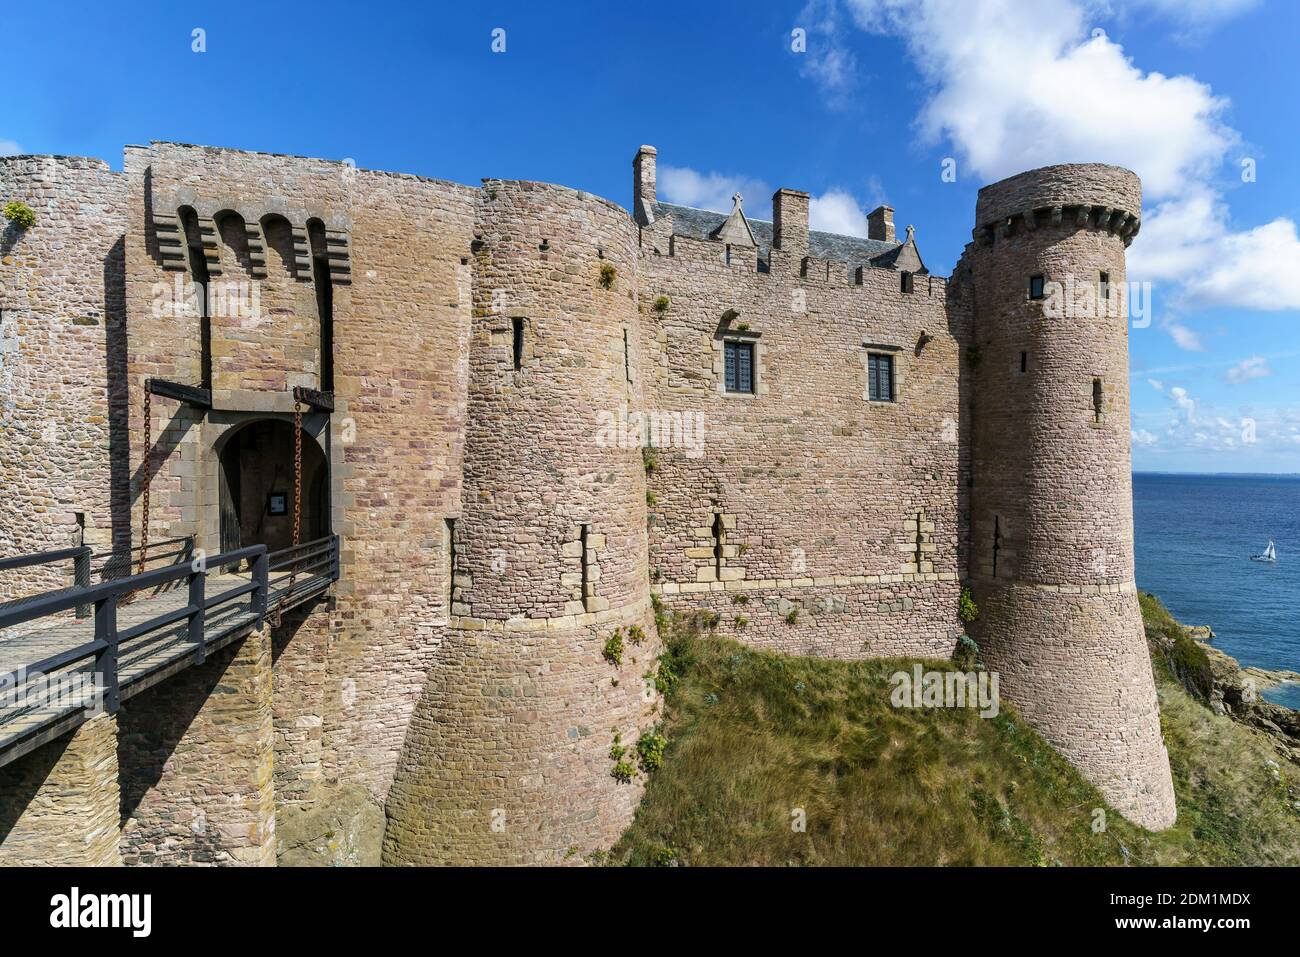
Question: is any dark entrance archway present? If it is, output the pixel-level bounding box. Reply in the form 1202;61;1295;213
217;419;328;554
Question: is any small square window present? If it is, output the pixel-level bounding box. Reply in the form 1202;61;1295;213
724;340;754;394
1028;275;1046;300
868;353;895;402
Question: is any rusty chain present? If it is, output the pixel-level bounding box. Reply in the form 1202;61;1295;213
272;394;305;625
137;387;152;578
120;386;154;606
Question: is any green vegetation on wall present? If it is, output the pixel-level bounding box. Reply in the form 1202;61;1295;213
3;201;36;229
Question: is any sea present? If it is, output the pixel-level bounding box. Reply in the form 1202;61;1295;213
1133;472;1300;710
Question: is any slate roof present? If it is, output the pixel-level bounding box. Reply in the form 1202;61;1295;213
653;201;901;265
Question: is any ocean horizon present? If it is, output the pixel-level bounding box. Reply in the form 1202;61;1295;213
1133;471;1300;709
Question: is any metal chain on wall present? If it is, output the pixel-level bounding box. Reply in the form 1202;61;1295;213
272;394;305;625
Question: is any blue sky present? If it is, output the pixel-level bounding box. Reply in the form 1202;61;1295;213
4;0;1298;472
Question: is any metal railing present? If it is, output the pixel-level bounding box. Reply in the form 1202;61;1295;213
0;543;268;717
88;535;195;583
0;545;92;617
0;535;339;766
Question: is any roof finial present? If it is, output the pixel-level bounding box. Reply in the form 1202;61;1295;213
732;192;743;211
906;224;915;242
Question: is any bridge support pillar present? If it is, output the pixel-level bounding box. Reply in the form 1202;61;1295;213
0;713;123;866
118;626;275;865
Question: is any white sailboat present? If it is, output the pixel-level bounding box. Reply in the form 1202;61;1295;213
1251;539;1277;563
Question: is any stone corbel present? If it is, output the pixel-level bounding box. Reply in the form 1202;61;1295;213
245;220;267;279
196;215;222;277
153;210;186;271
324;229;351;285
290;223;313;282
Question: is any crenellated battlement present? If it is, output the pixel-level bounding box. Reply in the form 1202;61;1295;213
972;162;1142;246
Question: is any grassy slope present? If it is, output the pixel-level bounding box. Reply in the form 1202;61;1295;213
608;598;1300;866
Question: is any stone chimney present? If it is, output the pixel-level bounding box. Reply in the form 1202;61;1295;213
772;188;810;259
867;205;895;242
633;145;657;226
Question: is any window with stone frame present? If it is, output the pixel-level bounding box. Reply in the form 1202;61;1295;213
867;352;895;402
1028;274;1046;300
723;340;754;394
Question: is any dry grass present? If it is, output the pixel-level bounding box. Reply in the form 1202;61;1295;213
608;600;1300;866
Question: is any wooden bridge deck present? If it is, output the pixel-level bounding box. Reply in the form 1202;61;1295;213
0;540;336;769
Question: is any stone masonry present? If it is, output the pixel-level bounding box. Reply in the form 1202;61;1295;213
0;142;1175;866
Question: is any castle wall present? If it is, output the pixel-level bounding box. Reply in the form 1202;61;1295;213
0;714;122;866
0;156;129;600
639;227;971;659
383;181;661;865
964;164;1176;830
1;141;1180;864
117;627;275;866
123;144;477;823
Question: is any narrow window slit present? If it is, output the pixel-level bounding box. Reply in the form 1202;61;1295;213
992;515;1001;579
512;317;525;371
711;513;725;579
445;517;457;611
580;523;591;599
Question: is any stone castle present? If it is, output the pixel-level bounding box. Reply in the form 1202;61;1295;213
0;141;1176;866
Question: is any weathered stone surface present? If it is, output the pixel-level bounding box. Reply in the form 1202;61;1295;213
118;627;275;865
276;782;384;867
0;714;122;866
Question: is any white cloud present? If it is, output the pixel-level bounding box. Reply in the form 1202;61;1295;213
660;164;871;237
827;0;1299;315
1131;428;1159;446
809;189;868;236
797;0;860;104
1130;0;1260;31
1180;218;1300;311
847;0;1235;198
658;166;770;216
1164;321;1204;352
1168;385;1196;421
1131;191;1300;310
1225;354;1270;384
0;139;21;156
1147;378;1164;391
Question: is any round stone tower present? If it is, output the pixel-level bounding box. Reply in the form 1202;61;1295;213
382;181;660;864
963;164;1176;830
